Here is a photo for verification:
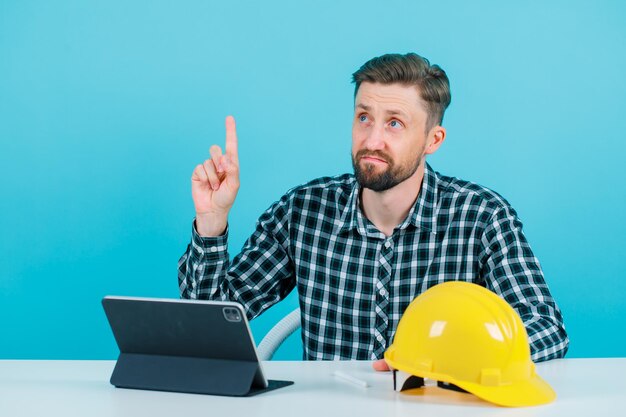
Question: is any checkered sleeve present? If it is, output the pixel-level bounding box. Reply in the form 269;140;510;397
177;221;231;300
479;203;570;362
177;194;296;320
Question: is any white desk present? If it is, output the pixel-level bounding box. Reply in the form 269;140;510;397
0;359;624;416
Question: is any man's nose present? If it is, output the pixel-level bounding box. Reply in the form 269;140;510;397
363;123;386;150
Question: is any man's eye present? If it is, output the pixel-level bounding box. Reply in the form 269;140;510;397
359;114;368;122
390;120;402;128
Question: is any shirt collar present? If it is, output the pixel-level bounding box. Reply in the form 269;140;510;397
336;162;439;236
408;162;439;233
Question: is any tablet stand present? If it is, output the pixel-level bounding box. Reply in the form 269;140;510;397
111;353;293;397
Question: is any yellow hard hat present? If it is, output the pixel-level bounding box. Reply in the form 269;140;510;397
384;281;556;407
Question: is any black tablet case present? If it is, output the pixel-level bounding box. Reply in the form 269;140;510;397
102;297;293;396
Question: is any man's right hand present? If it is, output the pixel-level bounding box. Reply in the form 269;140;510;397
191;115;240;237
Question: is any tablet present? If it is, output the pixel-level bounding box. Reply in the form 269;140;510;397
102;296;293;396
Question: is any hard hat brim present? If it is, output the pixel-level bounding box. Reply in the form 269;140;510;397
386;355;556;407
453;373;556;407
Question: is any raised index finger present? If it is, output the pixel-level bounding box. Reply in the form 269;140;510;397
225;115;239;164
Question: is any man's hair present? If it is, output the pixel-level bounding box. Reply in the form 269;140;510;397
352;53;451;131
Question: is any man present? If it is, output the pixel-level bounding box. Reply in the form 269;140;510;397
178;53;569;367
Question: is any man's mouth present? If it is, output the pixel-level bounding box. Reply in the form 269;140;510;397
361;155;388;164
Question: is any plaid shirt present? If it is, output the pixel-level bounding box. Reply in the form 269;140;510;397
178;163;569;362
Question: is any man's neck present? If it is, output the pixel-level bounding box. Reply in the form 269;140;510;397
360;164;425;237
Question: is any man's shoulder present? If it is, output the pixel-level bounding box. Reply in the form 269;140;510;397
286;174;357;197
434;169;513;212
268;174;356;214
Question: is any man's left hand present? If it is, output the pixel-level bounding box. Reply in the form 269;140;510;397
373;359;390;371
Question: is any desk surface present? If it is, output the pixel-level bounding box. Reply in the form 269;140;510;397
1;358;624;416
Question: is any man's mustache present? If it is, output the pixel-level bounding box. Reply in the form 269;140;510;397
355;150;391;164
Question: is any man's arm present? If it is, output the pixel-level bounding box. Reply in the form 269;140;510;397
178;221;230;300
480;204;570;362
178;192;296;320
179;115;296;319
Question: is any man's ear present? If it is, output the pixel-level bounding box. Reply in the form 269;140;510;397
425;126;446;155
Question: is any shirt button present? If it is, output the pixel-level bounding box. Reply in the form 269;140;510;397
379;288;387;297
376;334;384;342
384;240;391;248
210;246;218;253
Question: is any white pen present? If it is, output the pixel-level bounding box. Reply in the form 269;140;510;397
332;370;370;388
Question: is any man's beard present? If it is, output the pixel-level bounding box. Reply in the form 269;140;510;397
352;149;422;192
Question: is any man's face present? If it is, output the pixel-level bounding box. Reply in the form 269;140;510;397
351;82;433;192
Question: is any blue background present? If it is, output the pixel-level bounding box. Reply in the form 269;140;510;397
1;0;624;360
